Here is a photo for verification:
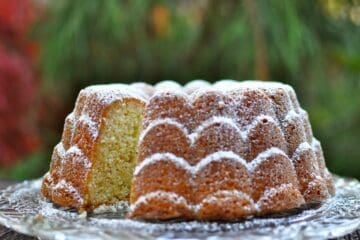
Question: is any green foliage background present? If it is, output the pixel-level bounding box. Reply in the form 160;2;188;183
7;0;360;179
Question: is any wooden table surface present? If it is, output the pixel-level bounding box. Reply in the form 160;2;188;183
0;179;359;240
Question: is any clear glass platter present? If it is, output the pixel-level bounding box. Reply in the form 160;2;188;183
0;176;359;240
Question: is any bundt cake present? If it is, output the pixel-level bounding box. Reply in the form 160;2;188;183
41;80;335;220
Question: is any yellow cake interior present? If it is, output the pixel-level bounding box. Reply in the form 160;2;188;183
88;101;144;206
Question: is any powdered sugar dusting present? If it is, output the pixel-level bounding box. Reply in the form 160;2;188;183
130;191;188;212
195;151;248;172
138;118;189;145
55;144;91;180
242;114;278;133
155;81;182;92
134;153;190;176
131;185;304;214
258;183;294;204
65;112;75;126
130;190;256;213
312;138;321;149
292;142;312;160
196;190;258;212
191;116;242;142
55;142;66;158
139;114;284;146
84;84;148;104
66;145;82;156
78;114;99;139
52;179;83;204
1;176;355;239
134;147;293;176
65;145;91;169
44;79;333;218
248;147;289;171
283;109;301;123
93;201;129;214
183;80;211;94
132;79;333;219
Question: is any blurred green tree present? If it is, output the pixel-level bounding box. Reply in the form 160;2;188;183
30;0;360;179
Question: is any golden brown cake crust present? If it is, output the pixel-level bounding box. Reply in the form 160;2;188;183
41;80;334;219
129;80;335;220
41;84;147;211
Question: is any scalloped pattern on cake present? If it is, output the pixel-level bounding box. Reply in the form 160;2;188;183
129;80;334;220
41;80;334;218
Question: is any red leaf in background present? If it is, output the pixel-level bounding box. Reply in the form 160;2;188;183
0;45;40;165
0;0;37;38
0;0;42;165
0;0;41;58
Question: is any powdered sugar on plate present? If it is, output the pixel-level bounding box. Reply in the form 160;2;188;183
0;176;359;239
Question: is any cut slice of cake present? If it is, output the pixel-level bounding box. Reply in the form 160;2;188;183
41;84;147;210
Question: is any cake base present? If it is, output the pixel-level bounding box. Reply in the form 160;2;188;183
0;175;358;239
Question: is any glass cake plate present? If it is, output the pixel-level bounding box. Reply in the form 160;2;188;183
0;176;359;240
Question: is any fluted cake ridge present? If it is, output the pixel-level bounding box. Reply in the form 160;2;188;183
41;80;334;220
